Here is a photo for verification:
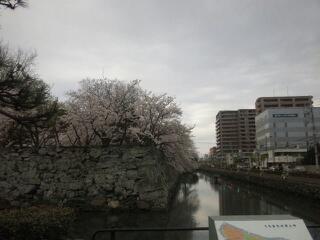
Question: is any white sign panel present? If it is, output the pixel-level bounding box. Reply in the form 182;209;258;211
209;215;313;240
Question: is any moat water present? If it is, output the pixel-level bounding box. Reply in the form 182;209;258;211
72;171;320;240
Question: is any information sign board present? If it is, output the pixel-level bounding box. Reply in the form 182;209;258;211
272;114;298;118
209;215;312;240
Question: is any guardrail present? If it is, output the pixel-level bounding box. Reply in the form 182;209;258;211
91;225;320;240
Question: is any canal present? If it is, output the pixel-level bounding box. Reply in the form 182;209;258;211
72;171;320;240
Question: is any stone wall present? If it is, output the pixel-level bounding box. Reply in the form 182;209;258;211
200;167;320;200
0;146;177;210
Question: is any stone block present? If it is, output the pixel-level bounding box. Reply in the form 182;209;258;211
126;170;138;179
47;150;57;157
88;186;100;196
126;164;137;170
102;184;114;192
9;189;20;199
28;177;41;185
114;185;124;195
65;191;76;199
19;184;38;194
60;175;73;183
38;148;47;155
96;161;113;169
94;174;105;184
137;200;150;210
85;177;94;185
90;197;107;207
38;164;48;171
68;182;84;191
89;149;102;159
139;190;164;201
0;181;11;190
123;180;135;190
44;190;54;198
11;200;20;207
108;200;120;209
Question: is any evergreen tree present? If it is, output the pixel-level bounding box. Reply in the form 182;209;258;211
0;0;27;10
0;45;64;150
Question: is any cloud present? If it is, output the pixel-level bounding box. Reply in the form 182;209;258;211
1;0;320;154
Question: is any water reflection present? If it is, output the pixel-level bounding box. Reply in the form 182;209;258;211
72;172;320;240
72;174;200;240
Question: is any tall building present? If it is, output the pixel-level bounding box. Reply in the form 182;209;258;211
216;109;256;156
255;107;320;166
255;96;313;114
216;111;238;154
209;146;217;157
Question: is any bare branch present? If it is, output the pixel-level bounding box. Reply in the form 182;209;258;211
0;0;28;10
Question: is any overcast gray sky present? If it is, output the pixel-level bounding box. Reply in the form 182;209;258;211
1;0;320;154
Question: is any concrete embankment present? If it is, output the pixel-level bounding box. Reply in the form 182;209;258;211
200;166;320;200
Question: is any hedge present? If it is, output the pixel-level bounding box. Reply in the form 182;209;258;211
0;205;75;240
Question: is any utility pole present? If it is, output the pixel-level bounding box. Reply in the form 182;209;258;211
311;107;319;168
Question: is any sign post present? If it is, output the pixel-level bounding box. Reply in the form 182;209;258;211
209;215;313;240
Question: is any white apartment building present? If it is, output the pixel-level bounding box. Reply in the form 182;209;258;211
255;107;320;166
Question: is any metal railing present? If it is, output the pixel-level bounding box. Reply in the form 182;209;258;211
91;225;320;240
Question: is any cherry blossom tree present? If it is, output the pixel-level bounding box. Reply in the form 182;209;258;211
62;78;198;170
137;92;182;142
63;79;143;146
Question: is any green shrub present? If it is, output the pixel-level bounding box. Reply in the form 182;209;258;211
0;205;76;240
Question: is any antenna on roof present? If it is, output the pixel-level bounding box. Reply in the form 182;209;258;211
101;68;105;78
286;86;289;96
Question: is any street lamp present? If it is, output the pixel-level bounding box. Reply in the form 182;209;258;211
310;107;319;168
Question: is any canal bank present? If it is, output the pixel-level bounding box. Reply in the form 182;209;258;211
199;166;320;201
70;171;320;240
